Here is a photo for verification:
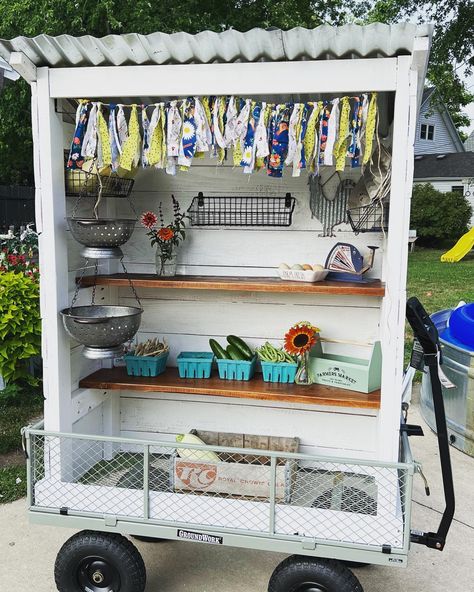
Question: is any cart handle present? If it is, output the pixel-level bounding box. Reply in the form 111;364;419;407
406;297;455;551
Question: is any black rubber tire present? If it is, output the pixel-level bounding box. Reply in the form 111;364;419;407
131;535;165;543
341;561;370;568
268;555;364;592
54;530;146;592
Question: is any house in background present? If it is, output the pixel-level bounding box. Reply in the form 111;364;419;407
414;88;465;155
464;130;474;152
413;88;473;225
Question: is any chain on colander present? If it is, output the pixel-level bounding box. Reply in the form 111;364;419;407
119;257;142;310
69;259;90;311
90;260;99;305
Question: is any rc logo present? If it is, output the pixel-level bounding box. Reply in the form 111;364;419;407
175;461;217;490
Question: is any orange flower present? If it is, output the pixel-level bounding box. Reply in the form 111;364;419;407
284;323;319;356
158;227;175;241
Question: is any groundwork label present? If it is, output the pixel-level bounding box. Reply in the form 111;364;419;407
177;529;223;545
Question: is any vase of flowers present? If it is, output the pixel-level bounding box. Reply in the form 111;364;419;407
284;321;320;385
141;195;187;277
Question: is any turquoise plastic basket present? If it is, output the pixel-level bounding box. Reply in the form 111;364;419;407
124;351;169;377
177;352;214;378
261;361;298;383
216;356;257;380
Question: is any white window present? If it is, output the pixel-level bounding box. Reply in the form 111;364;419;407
420;124;435;140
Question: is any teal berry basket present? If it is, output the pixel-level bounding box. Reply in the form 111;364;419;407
177;352;214;379
216;356;257;381
124;351;169;377
261;360;298;384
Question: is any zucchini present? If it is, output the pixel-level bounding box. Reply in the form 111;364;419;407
226;345;245;360
226;335;253;360
209;338;228;359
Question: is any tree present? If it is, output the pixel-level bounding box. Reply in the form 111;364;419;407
366;1;474;132
410;184;472;245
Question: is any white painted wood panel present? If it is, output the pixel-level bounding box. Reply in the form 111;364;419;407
119;395;377;457
48;59;398;98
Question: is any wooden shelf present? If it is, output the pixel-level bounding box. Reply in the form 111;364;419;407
79;367;381;410
79;274;385;297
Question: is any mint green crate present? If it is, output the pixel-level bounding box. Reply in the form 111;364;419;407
124;351;169;377
308;341;382;393
216;357;256;380
261;361;298;383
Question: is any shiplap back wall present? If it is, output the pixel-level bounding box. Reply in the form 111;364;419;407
65;139;386;458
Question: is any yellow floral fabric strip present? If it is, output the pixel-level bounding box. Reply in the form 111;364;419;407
119;105;140;171
97;105;112;168
362;93;378;165
334;96;350;172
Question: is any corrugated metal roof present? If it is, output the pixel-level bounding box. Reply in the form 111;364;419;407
0;23;432;68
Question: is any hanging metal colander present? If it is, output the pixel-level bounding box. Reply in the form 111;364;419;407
67;218;136;247
60;305;142;359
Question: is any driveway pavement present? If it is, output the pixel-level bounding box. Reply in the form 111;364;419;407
1;404;473;591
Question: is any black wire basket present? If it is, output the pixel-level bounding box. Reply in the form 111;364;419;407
187;193;296;227
347;200;389;235
65;169;135;198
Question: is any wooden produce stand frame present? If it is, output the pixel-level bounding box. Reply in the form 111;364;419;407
6;26;430;465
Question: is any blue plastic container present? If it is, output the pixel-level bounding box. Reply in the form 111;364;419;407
216;357;257;380
261;361;298;383
177;352;214;378
124;351;169;377
444;303;474;350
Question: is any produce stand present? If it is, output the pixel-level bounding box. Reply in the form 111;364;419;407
1;23;454;592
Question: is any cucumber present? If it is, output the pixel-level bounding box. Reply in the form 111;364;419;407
226;335;253;360
226;345;245;360
209;338;228;359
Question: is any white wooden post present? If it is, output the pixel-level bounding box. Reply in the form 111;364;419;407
33;67;72;433
378;56;419;460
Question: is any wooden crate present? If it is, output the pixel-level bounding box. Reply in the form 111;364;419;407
173;430;299;501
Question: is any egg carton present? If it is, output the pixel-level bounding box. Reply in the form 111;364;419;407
277;268;329;283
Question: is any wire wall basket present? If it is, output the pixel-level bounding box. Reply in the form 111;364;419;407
64;152;135;198
347;200;389;235
65;169;135;198
187;193;296;227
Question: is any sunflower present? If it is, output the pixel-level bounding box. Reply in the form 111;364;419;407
284;322;320;356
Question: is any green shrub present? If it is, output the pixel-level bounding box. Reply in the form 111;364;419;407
0;271;41;384
410;184;472;245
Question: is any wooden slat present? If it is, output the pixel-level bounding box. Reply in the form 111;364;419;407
79;367;381;410
79;274;385;297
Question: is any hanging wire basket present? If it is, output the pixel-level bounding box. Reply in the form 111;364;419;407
65;169;135;198
64;152;134;198
187;193;296;227
347;200;389;235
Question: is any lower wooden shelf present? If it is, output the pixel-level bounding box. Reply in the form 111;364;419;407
79;367;381;410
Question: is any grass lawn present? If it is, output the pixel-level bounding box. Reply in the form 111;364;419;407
0;393;42;504
407;248;474;312
406;248;473;373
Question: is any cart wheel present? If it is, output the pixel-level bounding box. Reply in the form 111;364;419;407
268;555;363;592
54;530;146;592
